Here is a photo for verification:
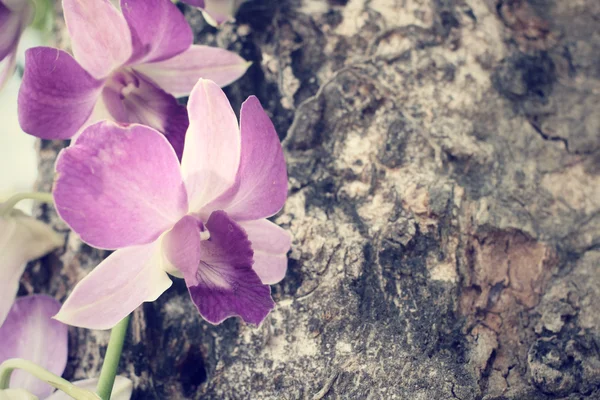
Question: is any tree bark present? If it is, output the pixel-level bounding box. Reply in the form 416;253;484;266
27;0;600;398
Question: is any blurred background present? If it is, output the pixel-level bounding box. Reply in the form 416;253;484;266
0;30;44;211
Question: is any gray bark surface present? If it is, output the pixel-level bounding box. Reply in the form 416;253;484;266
25;0;600;399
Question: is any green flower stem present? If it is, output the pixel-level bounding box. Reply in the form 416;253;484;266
0;358;99;399
31;0;53;31
0;192;54;216
96;315;131;400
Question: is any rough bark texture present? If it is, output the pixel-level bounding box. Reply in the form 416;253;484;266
25;0;600;399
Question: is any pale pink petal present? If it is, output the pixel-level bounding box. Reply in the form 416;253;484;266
0;296;68;398
54;243;172;330
62;0;132;79
181;79;240;212
134;45;250;97
0;212;63;326
162;215;201;279
54;122;187;250
121;0;192;64
18;48;104;140
46;376;132;400
239;219;291;285
204;96;287;220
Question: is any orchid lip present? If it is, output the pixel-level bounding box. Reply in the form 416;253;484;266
105;69;141;99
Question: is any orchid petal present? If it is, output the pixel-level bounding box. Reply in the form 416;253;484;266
0;0;31;57
0;4;20;60
18;48;104;140
134;45;250;97
162;215;201;279
62;0;132;79
46;376;132;400
182;79;241;212
182;0;243;26
189;211;274;325
0;389;38;399
0;296;68;398
55;242;172;330
0;212;63;326
205;96;287;220
54;122;187;250
121;0;192;64
239;219;291;285
200;0;242;26
0;0;32;89
102;70;188;159
1;0;31;12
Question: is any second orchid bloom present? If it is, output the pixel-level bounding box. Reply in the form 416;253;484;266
18;0;250;159
53;79;290;330
0;0;32;88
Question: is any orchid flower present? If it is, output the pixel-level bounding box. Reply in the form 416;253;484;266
181;0;246;27
17;0;250;159
0;0;33;88
0;296;133;400
0;208;63;326
52;79;290;330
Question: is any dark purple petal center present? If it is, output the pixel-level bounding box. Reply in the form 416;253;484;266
165;211;275;325
101;68;188;159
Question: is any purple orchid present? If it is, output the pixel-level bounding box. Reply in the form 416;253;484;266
0;0;33;88
0;296;133;399
52;79;291;330
0;209;63;326
0;296;67;398
181;0;247;26
17;0;250;159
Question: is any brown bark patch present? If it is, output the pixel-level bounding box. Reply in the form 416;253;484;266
460;229;558;394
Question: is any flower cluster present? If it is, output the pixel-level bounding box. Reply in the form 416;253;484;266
1;0;290;396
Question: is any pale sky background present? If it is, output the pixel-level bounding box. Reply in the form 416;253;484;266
0;30;44;212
